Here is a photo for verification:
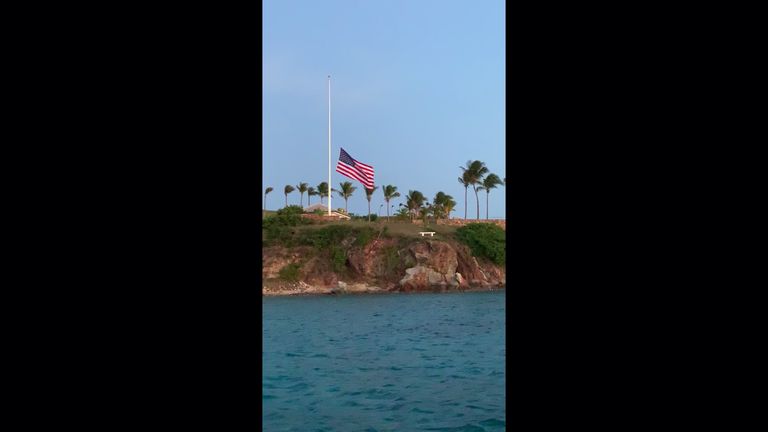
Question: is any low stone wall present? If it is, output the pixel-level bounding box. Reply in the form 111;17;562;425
409;218;505;229
300;213;349;221
436;218;506;230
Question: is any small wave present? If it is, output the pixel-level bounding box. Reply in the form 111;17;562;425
410;407;435;414
479;418;506;428
422;424;486;432
465;405;496;413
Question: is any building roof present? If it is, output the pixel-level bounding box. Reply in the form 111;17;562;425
303;203;350;220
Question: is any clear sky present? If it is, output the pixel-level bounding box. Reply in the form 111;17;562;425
263;0;505;219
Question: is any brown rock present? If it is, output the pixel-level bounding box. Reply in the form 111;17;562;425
407;241;458;275
399;266;430;291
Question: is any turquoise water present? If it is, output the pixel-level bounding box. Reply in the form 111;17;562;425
263;291;506;431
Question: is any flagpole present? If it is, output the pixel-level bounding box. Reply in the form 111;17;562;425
328;75;332;216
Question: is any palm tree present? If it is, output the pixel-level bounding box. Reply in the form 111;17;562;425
477;173;503;220
382;185;401;222
283;185;295;207
460;160;489;220
296;182;308;207
365;186;379;222
433;191;455;220
418;205;432;225
334;181;356;213
458;171;472;220
405;190;425;221
307;187;317;206
264;187;273;212
317;182;329;205
443;197;457;219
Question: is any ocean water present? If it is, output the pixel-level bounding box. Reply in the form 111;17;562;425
263;290;506;431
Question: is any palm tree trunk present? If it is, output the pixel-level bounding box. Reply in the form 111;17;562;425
264;193;266;211
464;187;468;219
285;194;287;207
345;198;348;213
308;194;311;205
486;191;490;220
385;199;389;222
368;200;371;222
474;186;480;220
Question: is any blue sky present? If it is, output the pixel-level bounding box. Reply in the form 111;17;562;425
263;0;505;218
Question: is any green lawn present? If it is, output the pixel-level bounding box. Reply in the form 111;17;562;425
263;209;459;238
293;218;458;238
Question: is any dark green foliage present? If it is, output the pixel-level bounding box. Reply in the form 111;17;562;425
397;236;411;250
294;224;384;274
382;246;400;274
330;246;347;273
263;225;295;246
352;226;376;247
455;223;505;265
262;205;311;246
296;224;378;249
394;207;410;220
276;205;305;218
297;224;355;248
350;214;378;222
278;262;301;281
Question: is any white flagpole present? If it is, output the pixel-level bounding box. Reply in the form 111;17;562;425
328;75;332;216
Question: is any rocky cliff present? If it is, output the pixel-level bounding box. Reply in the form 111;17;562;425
263;238;505;296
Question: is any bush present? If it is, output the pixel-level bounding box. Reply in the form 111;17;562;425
383;246;400;274
330;246;347;273
297;224;355;249
455;223;505;265
262;205;311;246
353;226;376;247
278;262;301;281
350;214;378;222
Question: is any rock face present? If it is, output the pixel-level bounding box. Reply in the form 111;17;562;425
392;240;505;291
262;238;504;295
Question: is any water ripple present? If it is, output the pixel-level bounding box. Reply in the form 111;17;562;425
263;291;505;430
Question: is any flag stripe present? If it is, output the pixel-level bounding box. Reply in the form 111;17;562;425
336;170;368;187
336;148;375;189
336;162;366;180
336;165;374;188
357;165;374;175
355;161;373;170
338;160;372;182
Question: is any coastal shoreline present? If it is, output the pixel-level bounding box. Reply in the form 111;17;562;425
263;282;505;297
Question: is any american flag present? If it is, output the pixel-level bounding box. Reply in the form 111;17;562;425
336;148;375;189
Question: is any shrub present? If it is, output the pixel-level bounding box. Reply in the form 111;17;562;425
297;224;355;249
278;262;301;281
350;214;378;222
330;246;347;273
262;205;311;246
455;223;505;265
383;246;400;274
353;226;376;247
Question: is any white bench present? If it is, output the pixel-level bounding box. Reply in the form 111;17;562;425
419;232;436;237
